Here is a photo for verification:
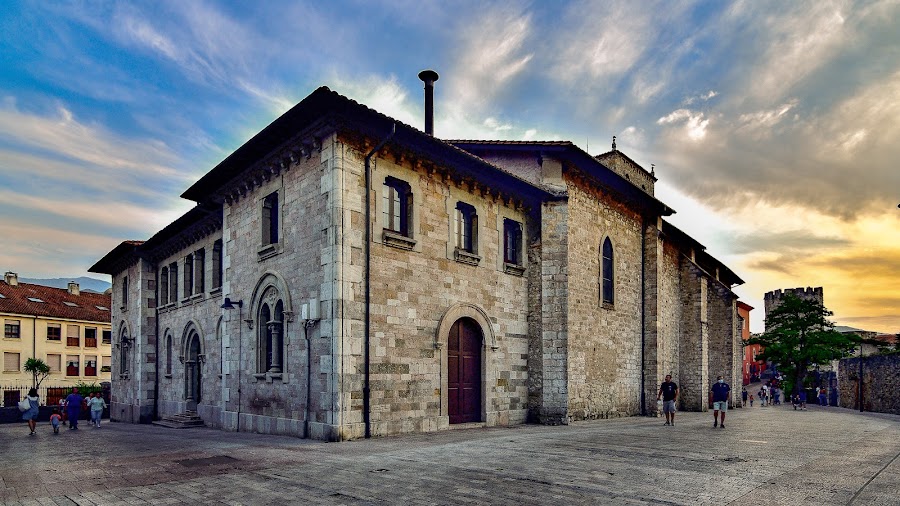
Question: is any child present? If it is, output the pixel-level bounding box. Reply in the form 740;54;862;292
50;408;62;434
749;394;754;407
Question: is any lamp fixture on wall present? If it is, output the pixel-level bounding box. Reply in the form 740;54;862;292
221;297;243;310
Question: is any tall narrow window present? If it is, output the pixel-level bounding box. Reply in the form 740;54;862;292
102;330;112;345
169;262;178;303
602;237;614;305
503;219;523;265
84;356;97;376
184;254;194;298
66;356;79;376
119;329;129;375
382;177;412;236
121;276;128;309
454;202;477;253
257;287;284;374
67;325;80;347
165;334;173;375
160;266;169;305
262;192;279;245
84;327;97;348
212;240;223;289
194;248;205;294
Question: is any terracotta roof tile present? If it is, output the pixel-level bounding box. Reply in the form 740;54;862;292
0;281;111;323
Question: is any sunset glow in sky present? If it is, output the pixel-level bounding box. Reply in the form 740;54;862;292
1;1;898;333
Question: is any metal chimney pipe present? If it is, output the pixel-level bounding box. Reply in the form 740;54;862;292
418;69;439;135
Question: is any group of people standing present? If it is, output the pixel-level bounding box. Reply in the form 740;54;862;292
20;387;107;435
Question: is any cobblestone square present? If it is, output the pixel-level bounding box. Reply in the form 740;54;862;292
1;404;897;505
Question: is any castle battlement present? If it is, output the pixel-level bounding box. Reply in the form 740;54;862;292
763;287;824;323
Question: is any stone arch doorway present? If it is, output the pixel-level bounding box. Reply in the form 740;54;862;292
448;317;483;424
185;331;202;411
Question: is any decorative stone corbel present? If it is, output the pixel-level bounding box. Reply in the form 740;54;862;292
178;354;185;364
282;310;294;323
198;354;206;364
244;318;254;330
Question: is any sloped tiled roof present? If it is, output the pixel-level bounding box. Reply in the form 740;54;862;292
0;281;112;323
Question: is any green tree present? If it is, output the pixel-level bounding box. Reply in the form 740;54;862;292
749;294;858;395
24;358;51;389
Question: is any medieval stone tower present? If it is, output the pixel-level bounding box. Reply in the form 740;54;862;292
763;287;824;331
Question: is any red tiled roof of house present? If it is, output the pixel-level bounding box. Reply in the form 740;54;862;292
0;281;112;323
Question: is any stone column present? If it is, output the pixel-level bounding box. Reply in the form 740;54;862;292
678;258;708;411
268;321;282;373
537;199;569;424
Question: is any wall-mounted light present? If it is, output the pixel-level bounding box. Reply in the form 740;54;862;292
221;297;243;310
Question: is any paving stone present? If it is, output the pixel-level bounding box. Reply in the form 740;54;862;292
0;404;897;505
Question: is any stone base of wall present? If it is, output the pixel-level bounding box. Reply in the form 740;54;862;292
838;355;900;414
110;401;154;424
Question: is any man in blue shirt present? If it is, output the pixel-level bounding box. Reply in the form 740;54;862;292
710;375;730;428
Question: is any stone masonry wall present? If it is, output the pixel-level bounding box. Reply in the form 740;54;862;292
110;259;156;424
538;199;569;424
154;232;224;427
565;181;643;420
220;141;327;437
707;282;738;407
655;241;683;408
678;259;708;411
838;355;900;414
342;138;534;438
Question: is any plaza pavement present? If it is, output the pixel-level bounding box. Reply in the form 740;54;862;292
0;402;897;506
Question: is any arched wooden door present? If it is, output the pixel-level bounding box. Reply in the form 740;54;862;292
185;332;201;411
448;318;482;424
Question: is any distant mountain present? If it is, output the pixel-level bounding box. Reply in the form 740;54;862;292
19;276;112;293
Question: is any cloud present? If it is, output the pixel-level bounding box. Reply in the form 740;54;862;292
657;109;710;140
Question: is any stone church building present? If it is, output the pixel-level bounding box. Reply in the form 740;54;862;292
91;79;744;441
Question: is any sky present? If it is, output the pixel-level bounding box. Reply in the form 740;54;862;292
1;0;898;334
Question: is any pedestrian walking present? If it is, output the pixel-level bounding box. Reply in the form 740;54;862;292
818;388;827;406
657;374;679;426
710;375;730;428
58;397;68;426
65;388;84;430
89;393;107;428
21;388;40;436
749;394;754;407
741;387;748;407
50;409;62;434
798;390;807;410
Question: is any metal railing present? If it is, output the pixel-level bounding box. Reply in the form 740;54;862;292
1;382;107;408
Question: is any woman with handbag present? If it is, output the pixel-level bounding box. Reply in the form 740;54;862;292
21;388;40;435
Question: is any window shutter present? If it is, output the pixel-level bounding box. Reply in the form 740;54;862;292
4;352;19;371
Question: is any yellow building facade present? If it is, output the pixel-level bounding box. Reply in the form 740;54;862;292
1;272;112;391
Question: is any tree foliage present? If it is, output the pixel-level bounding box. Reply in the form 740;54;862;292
24;358;51;389
748;294;858;394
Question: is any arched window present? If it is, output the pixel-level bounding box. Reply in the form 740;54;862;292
601;237;614;305
257;287;284;374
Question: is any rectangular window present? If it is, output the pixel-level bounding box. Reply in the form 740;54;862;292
169;262;178;303
503;219;523;265
66;356;80;376
194;248;205;294
160;266;169;305
184;254;194;298
212;239;223;289
122;275;128;309
454;202;477;253
67;324;80;347
47;324;61;341
102;330;112;345
84;356;97;376
101;356;111;373
382;177;412;236
262;192;279;245
4;320;20;339
47;354;62;373
85;327;97;348
3;352;19;372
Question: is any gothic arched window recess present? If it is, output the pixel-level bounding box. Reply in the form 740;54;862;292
257;287;285;375
118;327;130;377
165;333;173;376
601;238;614;306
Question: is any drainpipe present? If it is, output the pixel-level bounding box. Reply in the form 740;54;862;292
363;123;396;438
640;218;647;416
304;320;312;438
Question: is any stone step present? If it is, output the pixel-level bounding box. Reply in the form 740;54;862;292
152;411;205;429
